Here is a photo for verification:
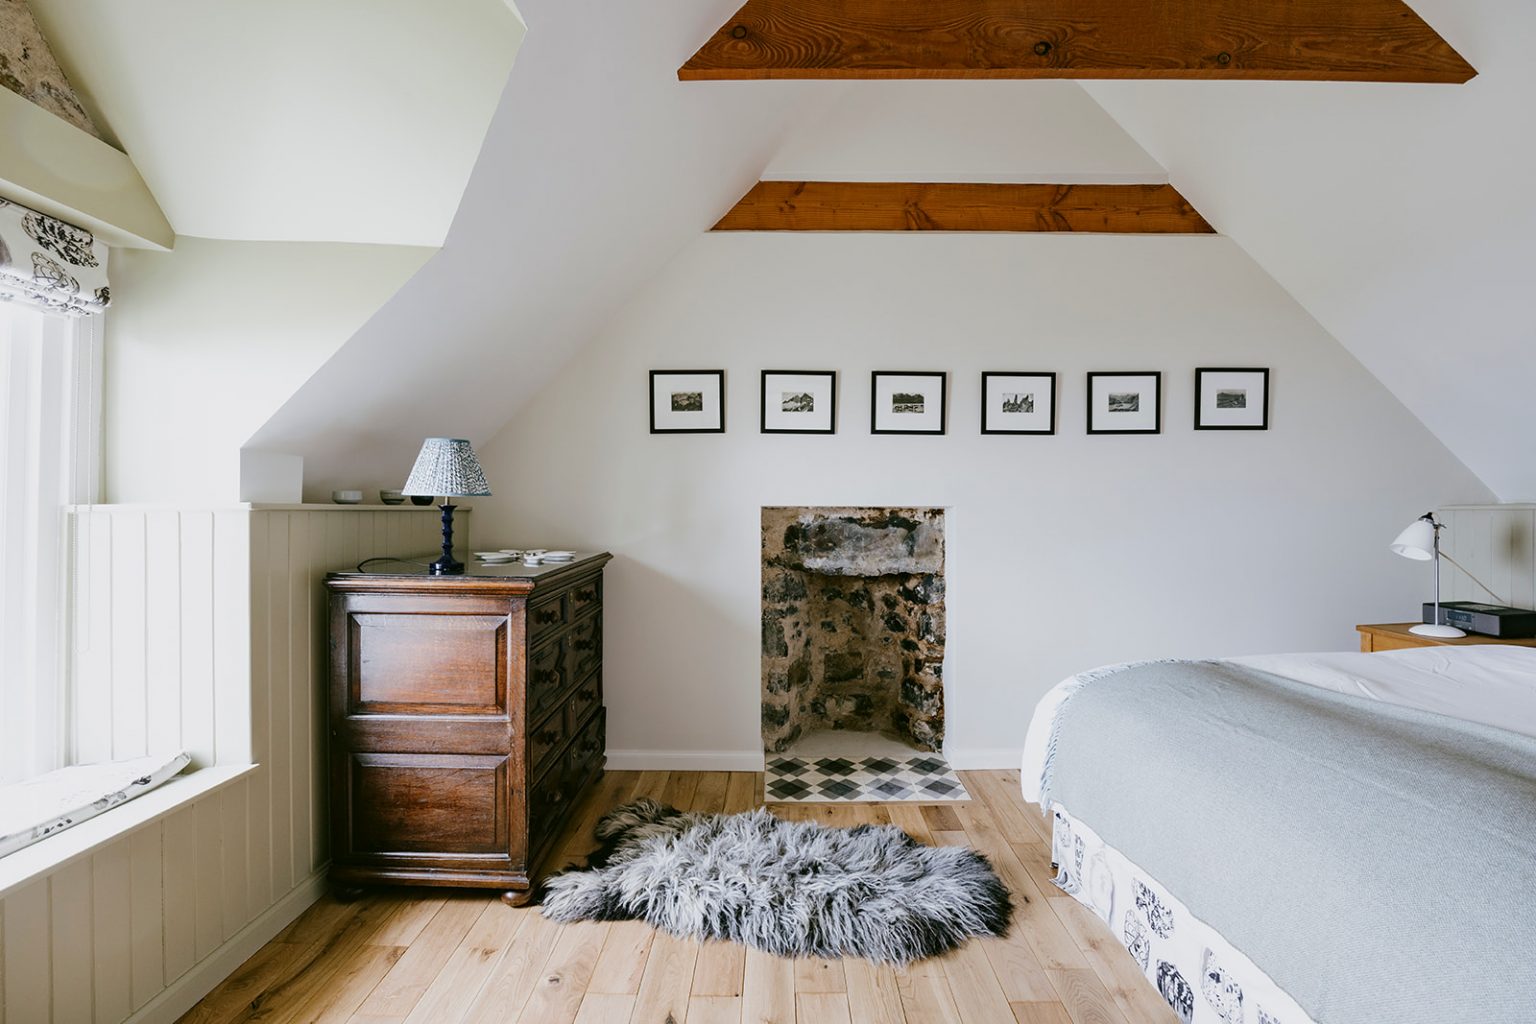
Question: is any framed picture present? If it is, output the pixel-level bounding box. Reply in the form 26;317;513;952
871;371;946;435
1195;367;1269;430
649;370;724;433
761;370;837;434
981;372;1056;435
1086;372;1161;434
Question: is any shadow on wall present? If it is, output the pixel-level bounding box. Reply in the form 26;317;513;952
603;551;759;757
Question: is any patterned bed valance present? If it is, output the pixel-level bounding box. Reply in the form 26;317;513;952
0;197;111;316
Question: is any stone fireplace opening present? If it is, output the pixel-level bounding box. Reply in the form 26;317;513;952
761;506;945;756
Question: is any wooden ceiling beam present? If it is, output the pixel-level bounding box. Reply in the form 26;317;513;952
679;0;1474;84
711;182;1216;234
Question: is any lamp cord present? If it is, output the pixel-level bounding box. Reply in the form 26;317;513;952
1437;550;1508;606
355;556;434;573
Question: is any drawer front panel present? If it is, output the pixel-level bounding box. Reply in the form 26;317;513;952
348;752;508;855
527;592;568;644
348;612;508;715
565;613;602;681
570;577;602;620
568;708;606;779
528;760;572;851
566;675;601;734
528;638;567;717
529;704;567;776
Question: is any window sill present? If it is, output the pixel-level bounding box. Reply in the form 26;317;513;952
0;763;257;899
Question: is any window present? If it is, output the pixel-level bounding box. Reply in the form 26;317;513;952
0;303;100;784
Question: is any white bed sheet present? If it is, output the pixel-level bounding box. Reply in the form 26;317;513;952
1019;645;1536;1024
1021;645;1536;804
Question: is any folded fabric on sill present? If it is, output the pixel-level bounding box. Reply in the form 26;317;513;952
0;752;192;858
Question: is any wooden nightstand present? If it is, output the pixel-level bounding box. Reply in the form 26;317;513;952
1357;622;1536;652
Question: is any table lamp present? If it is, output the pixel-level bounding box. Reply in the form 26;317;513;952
1390;512;1465;638
402;438;491;575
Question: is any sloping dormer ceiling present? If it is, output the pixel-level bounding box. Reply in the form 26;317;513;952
27;0;526;246
1081;0;1534;498
253;0;1522;501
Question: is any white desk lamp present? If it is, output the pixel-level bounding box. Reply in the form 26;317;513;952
1390;513;1466;638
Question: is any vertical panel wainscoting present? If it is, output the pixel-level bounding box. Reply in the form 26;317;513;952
0;505;462;1024
1439;504;1536;610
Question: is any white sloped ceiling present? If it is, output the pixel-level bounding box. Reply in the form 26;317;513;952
256;0;1520;502
1084;0;1533;499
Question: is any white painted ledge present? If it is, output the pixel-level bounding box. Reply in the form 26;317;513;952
0;763;257;898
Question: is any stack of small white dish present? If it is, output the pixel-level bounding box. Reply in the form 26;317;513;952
473;549;576;567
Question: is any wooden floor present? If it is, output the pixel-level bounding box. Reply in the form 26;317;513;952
179;770;1178;1024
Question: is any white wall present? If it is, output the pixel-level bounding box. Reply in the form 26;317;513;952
473;232;1494;768
104;238;433;504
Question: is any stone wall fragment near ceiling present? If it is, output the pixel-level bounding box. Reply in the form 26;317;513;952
0;0;102;140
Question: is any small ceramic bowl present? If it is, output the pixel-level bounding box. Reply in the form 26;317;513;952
379;489;405;505
409;495;434;507
332;490;363;505
474;552;507;559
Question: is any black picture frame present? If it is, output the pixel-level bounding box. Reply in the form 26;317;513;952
760;370;837;434
649;369;725;433
1086;371;1162;435
1195;367;1270;430
980;372;1057;435
871;371;947;435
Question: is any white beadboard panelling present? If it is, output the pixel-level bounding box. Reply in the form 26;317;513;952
144;514;183;760
193;799;223;960
0;506;473;1023
4;879;48;1022
77;511;116;764
1;504;467;1024
160;805;196;985
1440;505;1536;610
127;826;164;1012
179;513;217;768
50;859;93;1023
219;780;250;947
212;512;252;765
92;841;133;1024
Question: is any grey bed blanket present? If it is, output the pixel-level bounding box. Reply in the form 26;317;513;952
1040;660;1536;1024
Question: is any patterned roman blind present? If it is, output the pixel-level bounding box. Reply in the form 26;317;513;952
0;197;111;316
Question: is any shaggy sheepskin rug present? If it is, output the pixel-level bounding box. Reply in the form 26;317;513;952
541;798;1012;964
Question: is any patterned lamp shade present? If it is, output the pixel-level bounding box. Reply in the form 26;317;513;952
401;438;492;498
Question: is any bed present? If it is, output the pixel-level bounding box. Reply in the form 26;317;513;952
1020;646;1536;1024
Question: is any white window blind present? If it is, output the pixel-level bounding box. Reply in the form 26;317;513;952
0;303;100;784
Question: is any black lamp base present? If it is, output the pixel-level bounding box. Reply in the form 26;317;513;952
430;502;464;575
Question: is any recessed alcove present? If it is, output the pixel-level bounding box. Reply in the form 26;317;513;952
760;506;946;757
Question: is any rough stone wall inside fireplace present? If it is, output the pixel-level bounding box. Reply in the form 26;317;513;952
761;507;945;753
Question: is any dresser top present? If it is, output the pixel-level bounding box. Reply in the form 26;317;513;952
327;552;611;592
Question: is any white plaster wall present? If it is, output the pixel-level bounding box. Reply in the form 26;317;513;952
473;232;1494;768
104;237;432;503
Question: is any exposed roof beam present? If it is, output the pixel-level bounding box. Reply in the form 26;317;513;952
679;0;1475;84
711;182;1215;234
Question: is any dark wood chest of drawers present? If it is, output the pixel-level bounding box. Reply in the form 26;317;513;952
325;553;610;905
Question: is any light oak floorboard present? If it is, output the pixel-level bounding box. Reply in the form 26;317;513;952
181;773;1170;1024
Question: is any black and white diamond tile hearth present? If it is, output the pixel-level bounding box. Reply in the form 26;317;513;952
763;754;970;804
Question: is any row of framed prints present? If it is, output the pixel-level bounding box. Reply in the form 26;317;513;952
649;368;1270;435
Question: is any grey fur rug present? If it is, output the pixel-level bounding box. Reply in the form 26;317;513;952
541;798;1012;964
